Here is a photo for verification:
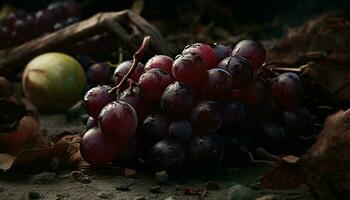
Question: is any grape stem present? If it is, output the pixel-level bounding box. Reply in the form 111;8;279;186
109;36;151;95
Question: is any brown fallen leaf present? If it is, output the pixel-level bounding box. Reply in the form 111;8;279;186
261;109;350;200
0;154;15;171
0;116;41;154
267;13;350;102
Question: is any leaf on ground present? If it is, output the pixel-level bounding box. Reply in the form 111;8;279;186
260;157;303;190
267;13;350;102
0;154;15;171
0;116;41;154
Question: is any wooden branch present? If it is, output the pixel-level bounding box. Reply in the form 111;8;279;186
0;10;173;78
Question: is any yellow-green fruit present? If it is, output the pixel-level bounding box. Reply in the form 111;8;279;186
22;52;86;113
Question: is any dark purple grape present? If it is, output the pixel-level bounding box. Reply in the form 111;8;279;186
218;56;253;88
258;122;288;154
98;101;138;141
63;0;79;17
119;84;151;120
5;10;27;29
182;43;217;69
53;22;64;30
47;2;68;21
113;60;144;85
232;79;270;109
149;139;186;173
161;81;194;118
212;43;232;62
143;112;170;143
256;95;282;122
87;62;113;85
169;120;192;142
222;134;254;166
138;68;173;102
232;40;266;71
272;72;304;108
190;101;223;135
187;134;224;169
282;106;312;136
114;136;140;165
80;127;119;166
223;100;251;130
172;53;207;86
83;85;114;119
76;54;94;71
86;116;97;129
35;9;56;33
145;55;174;75
198;68;233;100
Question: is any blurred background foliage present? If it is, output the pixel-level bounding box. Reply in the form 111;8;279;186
1;0;349;41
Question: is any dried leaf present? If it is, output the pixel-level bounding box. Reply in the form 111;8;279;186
0;154;15;171
0;116;41;154
268;13;350;102
260;158;303;190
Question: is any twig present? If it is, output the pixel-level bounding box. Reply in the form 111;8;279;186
108;36;150;95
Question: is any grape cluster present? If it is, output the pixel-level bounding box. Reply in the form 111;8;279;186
0;1;79;49
80;39;313;172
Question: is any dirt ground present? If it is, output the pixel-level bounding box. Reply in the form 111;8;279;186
0;115;313;200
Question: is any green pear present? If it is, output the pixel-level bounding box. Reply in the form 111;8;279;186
22;52;86;113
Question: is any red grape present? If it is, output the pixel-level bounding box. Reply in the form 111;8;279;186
138;68;173;102
182;43;217;68
119;84;151;120
232;40;266;71
212;43;232;62
218;56;253;88
145;55;174;75
113;60;144;85
190;101;223;134
198;68;233;100
143;112;170;143
149;139;186;173
187;134;224;169
169;120;192;142
80;127;119;166
232;79;270;109
84;85;114;119
98;101;138;140
161;81;194;118
87;62;112;85
272;72;304;108
172;53;207;86
223;100;251;130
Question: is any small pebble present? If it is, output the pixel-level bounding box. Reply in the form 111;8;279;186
174;185;183;191
28;191;41;199
133;196;147;200
155;171;169;184
256;195;276;200
56;193;70;200
124;168;137;178
164;197;176;200
227;184;256;200
115;184;131;191
149;185;161;193
205;181;220;190
97;192;113;199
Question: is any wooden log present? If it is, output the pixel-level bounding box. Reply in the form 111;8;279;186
0;10;173;78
